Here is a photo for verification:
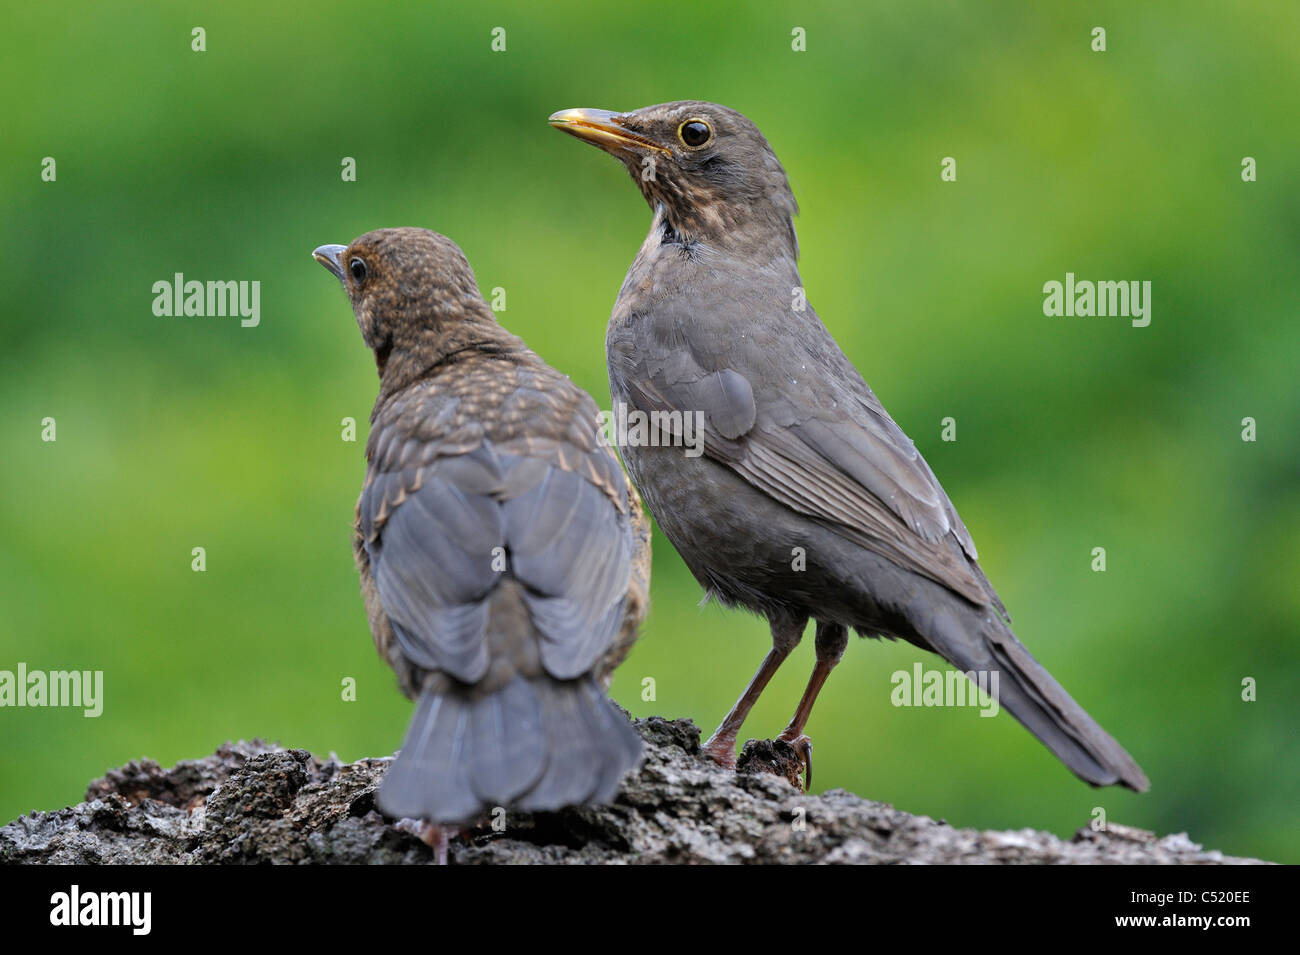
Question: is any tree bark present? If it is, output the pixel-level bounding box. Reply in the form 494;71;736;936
0;716;1269;864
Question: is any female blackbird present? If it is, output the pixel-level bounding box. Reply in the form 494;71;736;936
314;228;649;824
550;102;1147;792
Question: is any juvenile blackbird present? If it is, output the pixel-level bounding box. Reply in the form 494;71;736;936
313;227;650;825
550;102;1148;791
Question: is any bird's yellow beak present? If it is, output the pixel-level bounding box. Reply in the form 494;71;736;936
548;108;669;156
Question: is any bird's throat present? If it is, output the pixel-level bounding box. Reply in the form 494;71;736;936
373;336;393;378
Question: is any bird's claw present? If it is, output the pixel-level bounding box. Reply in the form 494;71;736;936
777;733;813;790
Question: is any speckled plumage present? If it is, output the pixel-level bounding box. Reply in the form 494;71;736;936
317;228;648;823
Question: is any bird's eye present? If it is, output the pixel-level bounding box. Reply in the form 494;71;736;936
678;120;712;148
349;257;368;283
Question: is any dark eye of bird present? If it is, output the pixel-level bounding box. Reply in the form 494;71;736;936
349;258;367;283
679;120;712;148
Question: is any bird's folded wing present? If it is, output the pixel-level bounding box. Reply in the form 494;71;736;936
362;437;633;684
622;359;990;607
502;456;633;680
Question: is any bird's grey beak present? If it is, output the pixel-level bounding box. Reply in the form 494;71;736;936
548;108;669;156
312;244;348;283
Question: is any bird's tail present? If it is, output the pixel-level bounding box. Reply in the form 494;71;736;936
923;609;1149;791
376;673;643;824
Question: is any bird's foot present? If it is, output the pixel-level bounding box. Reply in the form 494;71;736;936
776;732;813;791
700;732;739;770
736;735;812;790
396;818;454;865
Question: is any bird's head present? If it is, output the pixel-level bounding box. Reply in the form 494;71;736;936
549;101;798;256
313;227;494;378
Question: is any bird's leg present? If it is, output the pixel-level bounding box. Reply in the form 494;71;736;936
701;611;808;769
418;822;452;865
396;819;453;865
777;621;849;790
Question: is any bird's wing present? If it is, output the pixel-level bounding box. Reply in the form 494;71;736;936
360;384;634;684
499;438;634;680
612;308;989;606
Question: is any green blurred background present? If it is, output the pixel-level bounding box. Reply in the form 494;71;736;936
2;1;1297;862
